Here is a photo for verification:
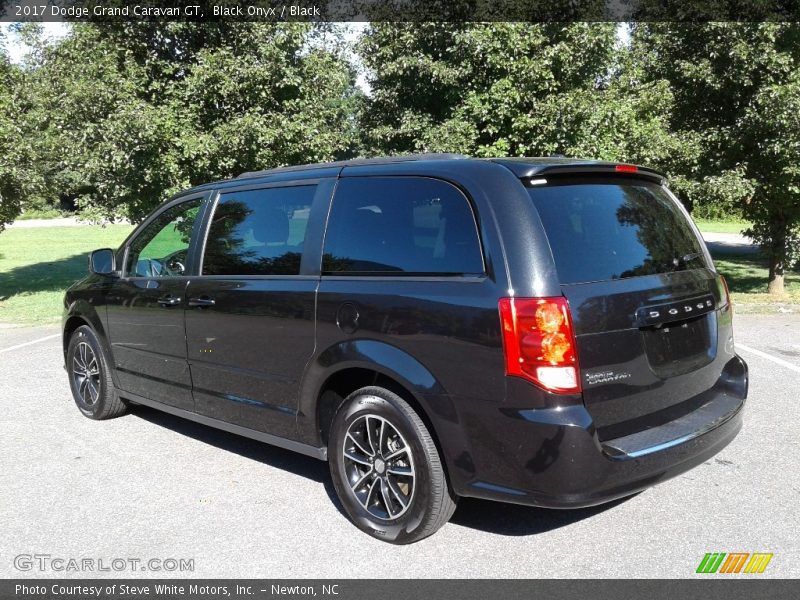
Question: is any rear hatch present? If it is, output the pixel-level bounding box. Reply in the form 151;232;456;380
526;173;727;441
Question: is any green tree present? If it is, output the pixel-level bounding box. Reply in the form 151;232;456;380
564;31;701;206
633;23;800;294
0;30;24;230
359;23;619;157
21;22;360;223
358;23;691;193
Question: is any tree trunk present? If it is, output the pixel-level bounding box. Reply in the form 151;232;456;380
767;239;785;296
763;210;789;296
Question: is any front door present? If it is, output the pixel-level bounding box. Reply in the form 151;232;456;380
184;182;324;437
105;196;206;411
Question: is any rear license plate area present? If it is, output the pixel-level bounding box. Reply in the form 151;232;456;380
641;313;715;377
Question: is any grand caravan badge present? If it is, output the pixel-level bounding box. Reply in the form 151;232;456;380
585;370;633;386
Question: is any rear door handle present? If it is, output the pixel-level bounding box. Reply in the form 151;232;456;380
157;295;182;307
188;296;215;308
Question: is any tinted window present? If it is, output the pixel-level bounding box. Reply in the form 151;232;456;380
126;199;202;277
528;180;706;285
322;177;483;274
202;186;314;276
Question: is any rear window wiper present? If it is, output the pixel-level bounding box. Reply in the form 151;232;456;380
672;252;704;270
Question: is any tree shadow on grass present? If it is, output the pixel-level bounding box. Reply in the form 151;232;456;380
709;251;800;295
711;253;768;294
0;252;90;300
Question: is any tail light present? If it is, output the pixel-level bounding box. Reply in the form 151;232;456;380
720;275;732;309
498;297;581;394
615;164;638;173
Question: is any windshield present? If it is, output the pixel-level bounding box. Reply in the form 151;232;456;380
528;179;707;285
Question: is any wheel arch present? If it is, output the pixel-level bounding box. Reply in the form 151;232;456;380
62;303;119;387
63;314;91;357
297;339;473;495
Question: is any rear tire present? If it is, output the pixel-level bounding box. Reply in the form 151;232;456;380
328;386;457;544
66;325;126;420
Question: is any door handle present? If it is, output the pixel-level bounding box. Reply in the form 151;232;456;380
188;296;216;308
157;295;182;307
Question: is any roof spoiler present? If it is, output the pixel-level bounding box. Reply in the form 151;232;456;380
525;163;666;184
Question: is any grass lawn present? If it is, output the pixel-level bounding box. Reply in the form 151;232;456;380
711;251;800;306
0;225;134;325
694;218;752;235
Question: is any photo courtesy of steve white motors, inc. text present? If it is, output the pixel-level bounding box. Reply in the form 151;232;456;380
20;3;324;19
14;584;341;597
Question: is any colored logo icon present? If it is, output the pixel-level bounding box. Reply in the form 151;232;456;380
696;552;773;574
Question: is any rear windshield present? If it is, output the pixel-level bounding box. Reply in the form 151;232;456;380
528;179;706;285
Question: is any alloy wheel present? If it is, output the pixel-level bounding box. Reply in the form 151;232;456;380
342;413;416;520
72;341;100;407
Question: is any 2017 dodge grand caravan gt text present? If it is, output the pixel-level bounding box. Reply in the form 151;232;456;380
63;154;748;544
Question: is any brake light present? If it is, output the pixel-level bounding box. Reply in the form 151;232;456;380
615;164;638;173
498;297;581;394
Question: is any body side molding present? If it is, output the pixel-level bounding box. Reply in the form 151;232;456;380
122;391;327;460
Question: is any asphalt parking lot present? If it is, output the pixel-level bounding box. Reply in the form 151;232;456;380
1;314;798;579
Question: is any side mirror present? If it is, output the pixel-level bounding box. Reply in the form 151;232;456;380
89;248;116;275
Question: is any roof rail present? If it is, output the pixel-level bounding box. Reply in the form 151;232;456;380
236;153;469;180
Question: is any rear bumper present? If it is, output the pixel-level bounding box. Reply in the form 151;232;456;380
455;355;747;508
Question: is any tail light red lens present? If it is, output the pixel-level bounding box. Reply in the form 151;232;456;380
498;297;581;394
720;275;732;309
615;164;638;173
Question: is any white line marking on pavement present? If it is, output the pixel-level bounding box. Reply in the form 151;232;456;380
737;343;800;375
0;333;61;354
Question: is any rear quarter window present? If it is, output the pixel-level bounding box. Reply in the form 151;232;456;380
322;176;484;275
528;179;706;285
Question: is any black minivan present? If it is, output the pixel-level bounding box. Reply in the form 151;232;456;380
63;154;747;543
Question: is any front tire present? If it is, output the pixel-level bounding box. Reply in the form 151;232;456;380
328;386;457;544
66;325;126;420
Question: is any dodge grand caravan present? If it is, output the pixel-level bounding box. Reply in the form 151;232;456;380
63;154;748;543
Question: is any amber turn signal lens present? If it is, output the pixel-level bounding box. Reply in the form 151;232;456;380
535;301;565;333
